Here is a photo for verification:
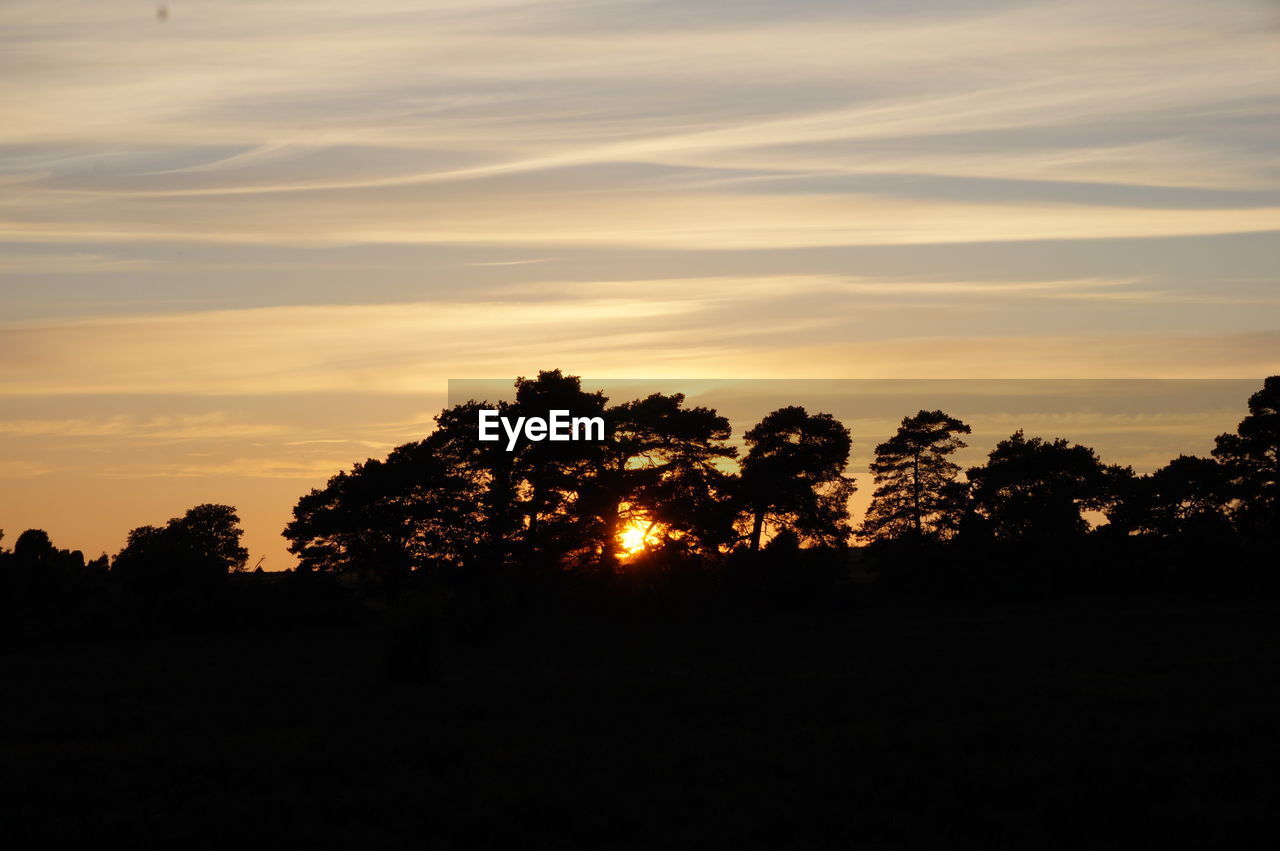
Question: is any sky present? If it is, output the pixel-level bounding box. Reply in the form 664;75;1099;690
1;0;1278;567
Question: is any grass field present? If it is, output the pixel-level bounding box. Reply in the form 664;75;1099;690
4;597;1278;848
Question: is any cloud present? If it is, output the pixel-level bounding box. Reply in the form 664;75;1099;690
97;457;359;480
752;333;1280;379
0;459;53;478
3;0;1278;254
1;292;1273;398
0;295;705;394
502;274;1146;299
5;189;1279;249
469;258;556;267
0;413;290;440
0;252;155;275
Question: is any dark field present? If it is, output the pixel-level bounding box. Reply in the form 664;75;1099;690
4;599;1278;849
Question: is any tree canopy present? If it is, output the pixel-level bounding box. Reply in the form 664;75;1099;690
966;431;1113;545
860;409;971;543
114;504;248;590
596;392;738;565
1212;375;1280;539
738;406;856;552
284;437;483;593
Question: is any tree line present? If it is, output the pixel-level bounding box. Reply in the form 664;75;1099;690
3;372;1277;617
279;371;1277;596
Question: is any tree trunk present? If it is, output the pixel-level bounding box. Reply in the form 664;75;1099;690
912;453;923;539
749;510;765;553
602;498;623;572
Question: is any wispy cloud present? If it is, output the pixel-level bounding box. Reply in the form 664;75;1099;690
5;191;1279;249
0;413;290;440
2;293;1273;398
3;0;1279;250
0;252;155;275
0;459;54;479
469;258;556;267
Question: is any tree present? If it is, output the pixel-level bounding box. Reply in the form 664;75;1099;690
966;431;1111;544
113;504;248;591
428;399;525;570
285;371;622;584
3;528;85;601
283;439;481;594
859;409;971;543
508;370;610;570
427;373;615;573
1108;455;1231;539
13;529;55;562
1212;375;1280;538
738;406;856;552
175;504;252;574
593;392;738;567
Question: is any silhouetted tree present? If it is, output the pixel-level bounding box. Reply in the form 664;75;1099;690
287;371;611;585
508;370;610;570
593;393;738;568
114;504;248;591
429;399;524;570
283;440;481;595
738;406;856;552
3;528;85;601
860;409;971;543
1108;455;1231;539
1212;375;1280;540
966;431;1112;545
178;504;251;573
14;529;55;562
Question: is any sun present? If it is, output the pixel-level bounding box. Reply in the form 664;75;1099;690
617;519;657;557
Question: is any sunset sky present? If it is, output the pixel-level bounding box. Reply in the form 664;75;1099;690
2;0;1278;567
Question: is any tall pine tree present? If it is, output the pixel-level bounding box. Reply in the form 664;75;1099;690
859;410;971;543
